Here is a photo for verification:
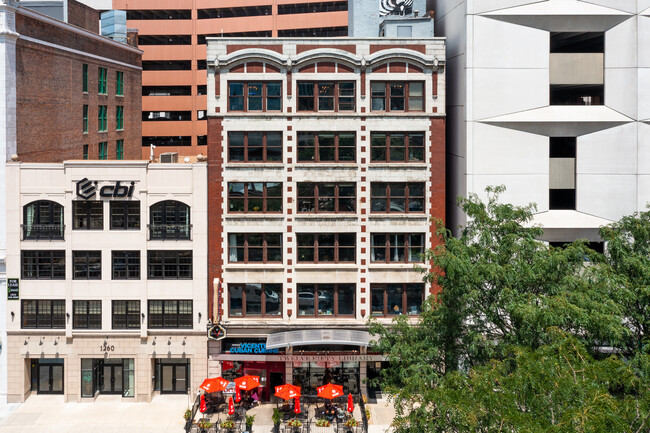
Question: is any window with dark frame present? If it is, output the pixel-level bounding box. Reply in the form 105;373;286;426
371;82;423;111
297;233;355;263
73;201;103;230
148;300;192;329
112;251;140;280
99;141;107;160
297;132;356;162
83;64;88;92
73;251;102;280
371;283;424;316
370;183;425;213
83;144;88;160
83;105;88;133
21;300;66;329
149;200;190;239
98;67;107;94
21;250;65;279
23;200;64;240
297;182;356;213
297;82;355;112
98;105;107;132
297;284;355;317
116;139;124;160
228;131;282;162
112;300;141;329
370;133;425;162
228;233;282;263
116;106;124;130
228;182;282;213
147;250;192;279
116;71;124;96
228;82;282;112
73;300;102;329
110;201;140;230
370;233;425;263
228;284;282;317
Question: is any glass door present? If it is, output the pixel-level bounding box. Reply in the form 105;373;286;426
161;364;188;394
36;361;64;394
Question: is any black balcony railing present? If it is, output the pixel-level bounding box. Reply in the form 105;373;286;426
148;224;192;240
21;224;65;240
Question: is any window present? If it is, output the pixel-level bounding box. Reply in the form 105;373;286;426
297;233;355;263
549;137;576;210
297;284;355;317
149;200;190;240
278;1;347;14
138;35;191;45
143;111;192;121
112;300;140;329
98;142;107;160
22;250;65;279
147;251;192;279
228;284;282;317
371;82;423;111
23;200;64;240
73;251;101;279
83;105;88;133
116;139;124;160
228;233;282;263
297;82;355;111
370;234;424;263
98;67;107;94
98;105;107;132
196;85;207;95
297;183;355;213
371;284;424;316
371;133;425;162
142;60;191;71
142;136;192;147
126;9;191;20
73;300;102;329
116;106;124;130
21;300;66;329
83;144;88;160
371;183;424;213
112;251;140;280
116;71;124;96
143;86;192;96
148;300;192;329
228;182;282;213
73;201;103;230
228;82;282;112
297;132;355;162
110;201;140;230
228;132;282;162
83;64;88;92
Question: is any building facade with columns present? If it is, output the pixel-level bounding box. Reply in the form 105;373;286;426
205;38;445;399
5;160;207;403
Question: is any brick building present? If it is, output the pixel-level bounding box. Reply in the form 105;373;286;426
205;38;445;398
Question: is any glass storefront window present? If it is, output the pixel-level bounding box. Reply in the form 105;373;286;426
81;359;94;397
292;362;359;396
123;359;135;397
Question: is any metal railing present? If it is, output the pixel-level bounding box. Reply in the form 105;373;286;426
148;224;192;240
21;224;65;240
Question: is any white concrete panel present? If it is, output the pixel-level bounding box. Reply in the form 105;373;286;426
639;16;650;67
468;0;542;15
605;68;638;119
578;174;637;220
581;0;637;13
472;68;548;119
472;123;548;175
472;174;549;210
638;175;650;210
606;15;637;68
638;122;650;173
446;55;466;106
578;122;637;174
447;105;467;157
434;1;467;57
473;16;548;68
639;68;650;120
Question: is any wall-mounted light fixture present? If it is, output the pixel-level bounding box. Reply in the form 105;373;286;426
66;312;70;318
142;313;145;319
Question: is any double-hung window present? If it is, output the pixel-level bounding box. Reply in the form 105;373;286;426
99;142;107;160
83;64;88;92
228;132;282;162
110;201;140;230
228;233;282;263
112;300;140;329
297;132;355;162
147;250;192;279
73;251;102;279
371;283;424;316
228;82;282;111
297;82;355;111
112;251;140;280
98;105;107;132
21;251;65;279
297;233;355;263
116;106;124;130
116;139;124;160
228;284;282;317
370;183;424;213
228;182;282;213
73;201;103;229
371;82;423;111
297;182;355;213
371;133;425;162
148;300;192;329
73;300;102;329
370;233;425;263
116;71;124;96
297;284;355;317
98;67;107;94
83;105;88;133
21;300;66;329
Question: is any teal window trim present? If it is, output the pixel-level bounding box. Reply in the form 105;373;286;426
98;67;107;94
116;139;124;160
99;142;108;160
83;105;88;133
83;64;88;93
116;71;124;96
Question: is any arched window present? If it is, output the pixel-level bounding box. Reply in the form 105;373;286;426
23;200;64;240
149;200;190;240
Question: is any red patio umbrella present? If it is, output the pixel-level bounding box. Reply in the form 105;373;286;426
347;393;354;413
274;384;301;400
228;396;235;415
294;397;301;414
234;375;260;391
235;386;241;402
317;383;344;400
200;394;207;413
199;376;230;393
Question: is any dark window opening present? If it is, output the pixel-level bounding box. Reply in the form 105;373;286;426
73;251;102;280
278;1;348;15
228;284;282;317
197;60;207;70
21;300;66;329
197;31;272;44
149;200;190;240
550;32;604;53
73;300;101;329
112;251;140;280
297;183;356;213
21;251;65;280
147;251;192;280
143;86;192;96
112;300;141;329
142;111;192;121
148;300;192;329
110;201;140;230
23;200;64;240
126;10;191;20
549;137;576;158
142;136;192;147
198;135;207;146
549;189;576;210
197;6;272;19
278;26;347;37
138;35;192;45
197;85;207;95
550;84;603;106
142;61;191;71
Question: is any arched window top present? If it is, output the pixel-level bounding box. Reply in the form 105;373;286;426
23;200;64;240
149;200;191;240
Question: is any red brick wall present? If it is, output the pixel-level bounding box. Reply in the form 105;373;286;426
67;0;99;33
207;117;225;320
429;116;446;296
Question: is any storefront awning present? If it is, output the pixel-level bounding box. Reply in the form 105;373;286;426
266;329;372;350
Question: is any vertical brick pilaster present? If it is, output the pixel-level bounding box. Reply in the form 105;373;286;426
429;116;445;296
432;69;438;98
207;116;225;321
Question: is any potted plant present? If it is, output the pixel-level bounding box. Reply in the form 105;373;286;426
197;419;213;432
245;414;255;433
345;419;359;428
287;418;302;431
316;418;330;427
221;419;236;432
183;409;192;422
272;408;282;433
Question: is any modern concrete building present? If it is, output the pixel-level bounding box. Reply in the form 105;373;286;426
205;37;445;399
433;0;650;243
5;160;208;402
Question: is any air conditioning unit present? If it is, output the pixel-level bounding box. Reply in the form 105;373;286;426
160;152;178;163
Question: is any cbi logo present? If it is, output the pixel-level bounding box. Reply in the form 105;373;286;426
76;178;135;200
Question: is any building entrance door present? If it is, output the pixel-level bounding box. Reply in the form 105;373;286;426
161;363;187;394
100;360;123;394
34;360;64;394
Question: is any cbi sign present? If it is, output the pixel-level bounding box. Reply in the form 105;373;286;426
76;178;135;200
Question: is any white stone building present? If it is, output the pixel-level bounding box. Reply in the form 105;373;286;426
5;160;208;402
434;0;650;243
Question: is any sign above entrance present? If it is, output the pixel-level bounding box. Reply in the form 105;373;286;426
76;178;135;200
